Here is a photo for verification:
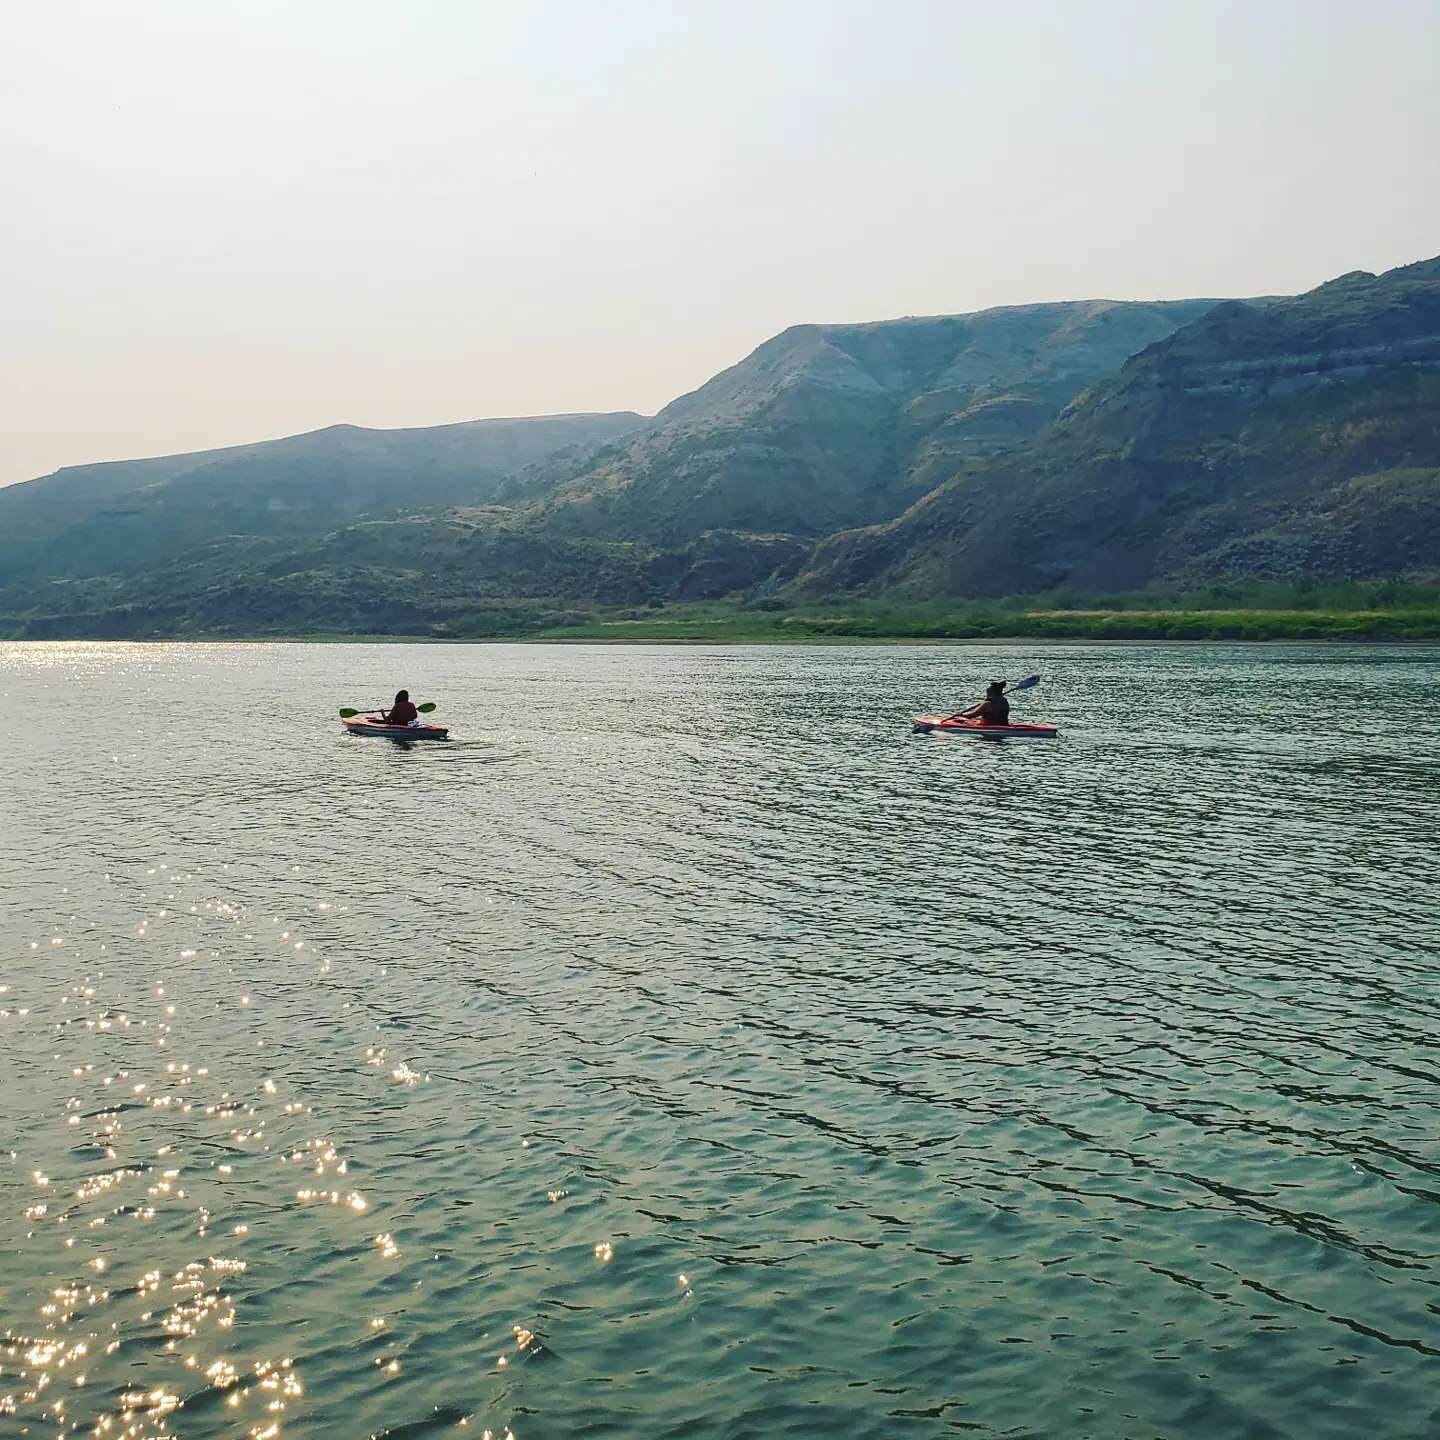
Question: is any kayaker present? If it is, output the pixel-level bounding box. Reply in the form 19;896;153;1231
375;689;419;726
960;681;1010;725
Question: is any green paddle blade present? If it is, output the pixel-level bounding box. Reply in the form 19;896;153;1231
339;702;436;718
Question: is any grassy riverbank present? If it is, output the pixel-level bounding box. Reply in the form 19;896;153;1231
527;599;1440;644
7;584;1440;644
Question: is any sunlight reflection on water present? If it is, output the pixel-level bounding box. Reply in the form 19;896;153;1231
1;641;1438;1439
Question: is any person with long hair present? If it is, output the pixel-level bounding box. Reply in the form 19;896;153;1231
374;689;419;726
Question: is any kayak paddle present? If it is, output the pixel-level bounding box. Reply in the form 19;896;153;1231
338;702;437;718
942;674;1041;722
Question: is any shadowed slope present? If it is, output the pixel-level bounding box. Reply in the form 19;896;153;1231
796;258;1440;598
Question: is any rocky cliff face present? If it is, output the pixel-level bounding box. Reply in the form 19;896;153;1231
511;299;1220;544
795;257;1440;598
1093;260;1440;412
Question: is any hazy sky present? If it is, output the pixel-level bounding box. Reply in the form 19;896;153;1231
4;0;1438;484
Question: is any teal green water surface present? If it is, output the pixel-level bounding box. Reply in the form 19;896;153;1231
1;641;1437;1439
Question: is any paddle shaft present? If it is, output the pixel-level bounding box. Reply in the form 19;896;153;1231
338;702;436;718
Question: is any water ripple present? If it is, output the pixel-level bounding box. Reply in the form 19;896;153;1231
0;640;1437;1439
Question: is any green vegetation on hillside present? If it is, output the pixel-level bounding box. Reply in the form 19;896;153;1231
0;412;645;586
516;299;1220;544
522;588;1440;643
3;257;1439;641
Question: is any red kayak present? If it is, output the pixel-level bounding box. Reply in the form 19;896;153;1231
912;714;1059;739
342;716;450;740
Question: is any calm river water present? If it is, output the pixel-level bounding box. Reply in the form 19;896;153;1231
1;641;1438;1440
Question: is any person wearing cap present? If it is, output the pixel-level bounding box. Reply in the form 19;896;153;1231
960;681;1010;726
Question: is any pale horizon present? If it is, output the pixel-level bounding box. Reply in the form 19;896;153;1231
5;0;1438;485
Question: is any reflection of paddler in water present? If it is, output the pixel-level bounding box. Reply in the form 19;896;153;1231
373;689;419;726
957;681;1009;725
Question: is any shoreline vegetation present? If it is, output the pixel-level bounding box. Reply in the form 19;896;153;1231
6;584;1440;644
523;602;1440;645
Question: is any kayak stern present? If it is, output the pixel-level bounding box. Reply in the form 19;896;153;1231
341;717;450;740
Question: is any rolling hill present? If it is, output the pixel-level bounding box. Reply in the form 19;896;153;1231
0;411;645;585
3;257;1438;638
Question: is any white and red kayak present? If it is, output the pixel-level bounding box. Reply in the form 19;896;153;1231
342;716;450;740
912;715;1059;739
